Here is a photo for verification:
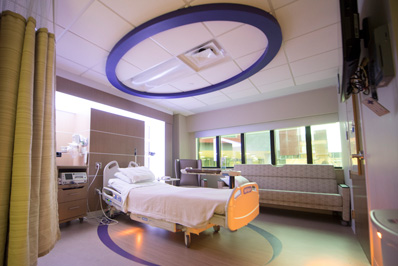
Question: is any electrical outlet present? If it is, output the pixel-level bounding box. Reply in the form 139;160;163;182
95;162;102;169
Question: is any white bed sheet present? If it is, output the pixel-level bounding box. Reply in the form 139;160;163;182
108;179;234;228
127;183;233;228
108;179;159;210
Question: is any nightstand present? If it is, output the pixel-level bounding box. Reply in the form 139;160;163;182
57;166;88;223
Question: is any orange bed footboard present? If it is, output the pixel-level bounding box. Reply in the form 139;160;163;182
226;182;259;231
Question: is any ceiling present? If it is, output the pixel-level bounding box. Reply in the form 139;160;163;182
54;0;342;116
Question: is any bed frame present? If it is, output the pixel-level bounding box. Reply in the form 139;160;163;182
102;161;259;247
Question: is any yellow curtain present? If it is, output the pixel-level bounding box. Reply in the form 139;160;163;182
0;10;60;266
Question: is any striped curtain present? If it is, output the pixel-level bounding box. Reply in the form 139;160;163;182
0;10;60;266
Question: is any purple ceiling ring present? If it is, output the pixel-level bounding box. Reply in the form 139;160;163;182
106;3;282;99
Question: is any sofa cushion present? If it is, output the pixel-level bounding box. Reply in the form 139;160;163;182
235;164;336;178
259;189;342;207
246;176;338;193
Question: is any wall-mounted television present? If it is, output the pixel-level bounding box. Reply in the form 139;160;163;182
339;0;361;102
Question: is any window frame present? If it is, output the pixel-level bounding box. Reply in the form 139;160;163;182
196;122;342;169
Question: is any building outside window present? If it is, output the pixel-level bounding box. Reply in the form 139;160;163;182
197;137;217;167
275;127;307;165
197;123;342;168
220;134;241;167
245;131;271;164
310;123;342;167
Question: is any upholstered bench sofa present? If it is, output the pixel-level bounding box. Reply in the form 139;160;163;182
233;164;350;224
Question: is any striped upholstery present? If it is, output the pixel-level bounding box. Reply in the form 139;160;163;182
234;164;350;222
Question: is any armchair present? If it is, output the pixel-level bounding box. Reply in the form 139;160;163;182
174;159;202;187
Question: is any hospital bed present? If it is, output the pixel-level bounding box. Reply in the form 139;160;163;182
102;160;259;247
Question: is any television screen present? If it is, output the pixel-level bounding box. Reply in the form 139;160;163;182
339;0;361;102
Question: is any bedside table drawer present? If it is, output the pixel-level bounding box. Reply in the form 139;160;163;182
58;199;86;222
58;185;87;203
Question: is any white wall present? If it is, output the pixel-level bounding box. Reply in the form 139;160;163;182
187;86;339;133
338;0;398;265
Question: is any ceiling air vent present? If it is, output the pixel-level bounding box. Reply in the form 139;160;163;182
179;40;229;71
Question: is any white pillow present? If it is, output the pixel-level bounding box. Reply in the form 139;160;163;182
118;166;155;183
221;175;249;187
114;172;132;184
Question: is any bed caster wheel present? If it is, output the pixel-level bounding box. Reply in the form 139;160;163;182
184;233;191;248
213;225;220;233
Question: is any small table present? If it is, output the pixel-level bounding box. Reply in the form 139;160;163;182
166;178;180;186
158;177;180;186
181;169;241;189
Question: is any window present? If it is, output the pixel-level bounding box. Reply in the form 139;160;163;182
197;137;217;167
245;131;271;164
311;123;342;167
220;134;241;167
275;127;307;165
196;123;342;168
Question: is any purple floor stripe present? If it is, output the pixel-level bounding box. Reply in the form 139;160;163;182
97;225;159;266
98;223;282;265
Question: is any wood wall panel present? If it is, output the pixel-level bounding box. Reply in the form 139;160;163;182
89;131;145;155
88;109;145;211
90;109;145;137
87;153;145;176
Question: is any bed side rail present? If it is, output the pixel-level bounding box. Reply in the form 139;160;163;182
102;187;123;210
226;182;259;231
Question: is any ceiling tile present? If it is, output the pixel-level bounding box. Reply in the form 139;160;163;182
228;87;259;99
69;1;133;51
263;48;288;70
271;0;296;10
57;32;109;68
115;60;142;82
146;85;183;93
100;0;185;26
56;56;87;76
191;0;271;12
234;50;263;71
170;74;211;91
217;24;267;59
91;58;107;75
54;24;65;41
81;70;110;86
53;0;344;115
194;90;231;105
122;38;173;71
151;23;214;56
284;23;341;62
203;21;242;37
275;0;339;40
221;79;254;94
257;78;294;93
199;61;242;84
194;90;225;100
290;49;341;77
55;0;92;29
249;64;292;86
294;68;339;85
167;97;207;109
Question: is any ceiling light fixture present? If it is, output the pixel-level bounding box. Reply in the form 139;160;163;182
106;3;282;99
131;58;194;91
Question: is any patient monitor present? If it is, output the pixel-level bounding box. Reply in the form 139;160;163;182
60;172;87;185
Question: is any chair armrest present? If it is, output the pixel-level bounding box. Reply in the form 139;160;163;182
338;184;351;222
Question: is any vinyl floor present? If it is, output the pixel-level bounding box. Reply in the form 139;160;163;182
38;208;371;266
